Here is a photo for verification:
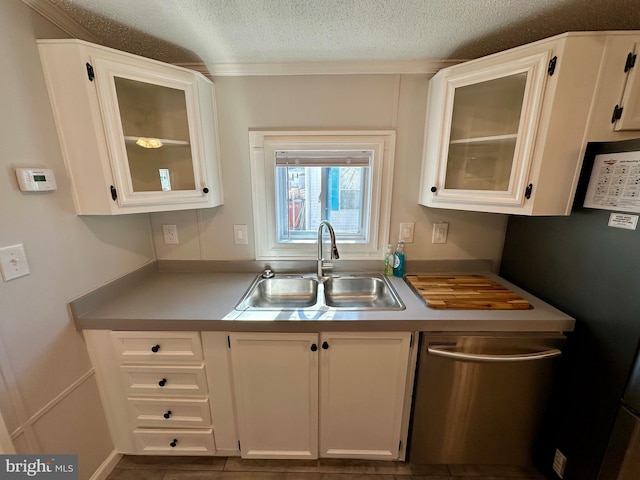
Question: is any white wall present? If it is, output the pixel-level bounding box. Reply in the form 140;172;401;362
151;74;508;268
0;1;155;478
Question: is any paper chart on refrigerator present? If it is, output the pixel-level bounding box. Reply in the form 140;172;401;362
584;151;640;213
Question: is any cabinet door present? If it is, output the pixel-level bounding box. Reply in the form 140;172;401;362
424;50;551;207
91;55;210;207
229;333;319;459
319;332;411;460
615;44;640;131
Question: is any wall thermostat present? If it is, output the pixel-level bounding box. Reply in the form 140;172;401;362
15;168;57;192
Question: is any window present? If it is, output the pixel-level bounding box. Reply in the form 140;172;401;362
275;151;371;242
250;131;396;260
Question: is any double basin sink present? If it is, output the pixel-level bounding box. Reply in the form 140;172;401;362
235;273;405;311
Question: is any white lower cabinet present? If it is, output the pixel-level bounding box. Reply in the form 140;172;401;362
84;329;415;460
84;330;238;456
319;332;413;460
228;331;415;460
229;333;319;459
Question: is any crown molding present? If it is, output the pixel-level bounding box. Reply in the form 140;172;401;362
21;0;101;43
177;59;463;77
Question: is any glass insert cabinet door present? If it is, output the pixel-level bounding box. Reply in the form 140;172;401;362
91;56;208;207
432;51;551;206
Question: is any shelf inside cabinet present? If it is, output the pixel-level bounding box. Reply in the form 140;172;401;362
449;133;518;145
124;136;191;147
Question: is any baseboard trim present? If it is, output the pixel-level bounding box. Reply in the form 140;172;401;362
89;450;121;480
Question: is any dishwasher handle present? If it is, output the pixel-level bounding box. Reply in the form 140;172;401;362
427;345;562;363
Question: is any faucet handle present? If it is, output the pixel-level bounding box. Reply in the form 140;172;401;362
321;261;334;275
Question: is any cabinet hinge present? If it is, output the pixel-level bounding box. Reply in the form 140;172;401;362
524;183;533;200
612;105;624;124
109;185;117;201
548;56;557;76
624;52;637;73
86;62;95;81
227;335;231;349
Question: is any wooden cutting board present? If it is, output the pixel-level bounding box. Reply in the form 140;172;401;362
405;274;531;310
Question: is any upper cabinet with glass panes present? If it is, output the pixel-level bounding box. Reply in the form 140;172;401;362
37;39;223;215
419;32;619;216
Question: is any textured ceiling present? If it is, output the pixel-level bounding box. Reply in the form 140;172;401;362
30;0;640;65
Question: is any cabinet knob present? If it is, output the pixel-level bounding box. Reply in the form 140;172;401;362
163;410;172;419
158;378;167;387
310;344;318;352
170;439;178;448
151;344;160;353
203;187;209;194
430;186;437;193
322;341;329;350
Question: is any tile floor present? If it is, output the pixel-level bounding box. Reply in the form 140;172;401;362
106;456;549;480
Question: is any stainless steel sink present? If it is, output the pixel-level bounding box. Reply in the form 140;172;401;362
235;276;319;310
324;276;403;309
235;273;404;311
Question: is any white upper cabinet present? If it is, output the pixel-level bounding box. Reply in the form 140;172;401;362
613;43;640;131
38;39;223;215
420;33;611;215
588;34;640;139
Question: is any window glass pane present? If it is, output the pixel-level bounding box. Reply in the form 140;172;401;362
275;163;369;243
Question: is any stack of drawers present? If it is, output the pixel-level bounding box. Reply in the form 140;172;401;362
111;331;216;454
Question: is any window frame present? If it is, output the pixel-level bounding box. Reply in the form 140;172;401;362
249;130;396;260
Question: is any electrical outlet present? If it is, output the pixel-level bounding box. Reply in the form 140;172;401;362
162;224;179;245
553;449;567;478
399;223;415;243
432;222;449;244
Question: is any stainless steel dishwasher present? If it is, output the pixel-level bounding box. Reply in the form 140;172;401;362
409;333;564;465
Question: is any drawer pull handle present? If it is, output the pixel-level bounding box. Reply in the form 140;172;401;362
170;439;178;448
310;343;318;352
158;378;167;387
163;410;172;419
151;344;160;353
322;341;329;350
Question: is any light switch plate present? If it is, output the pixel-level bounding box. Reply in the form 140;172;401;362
234;224;249;245
0;244;31;281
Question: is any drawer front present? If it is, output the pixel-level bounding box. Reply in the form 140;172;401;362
112;331;203;363
121;365;208;396
133;428;215;454
128;397;211;428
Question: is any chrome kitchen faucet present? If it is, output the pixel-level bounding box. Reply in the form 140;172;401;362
317;220;339;279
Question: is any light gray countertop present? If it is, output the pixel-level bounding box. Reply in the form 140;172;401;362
70;260;575;333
